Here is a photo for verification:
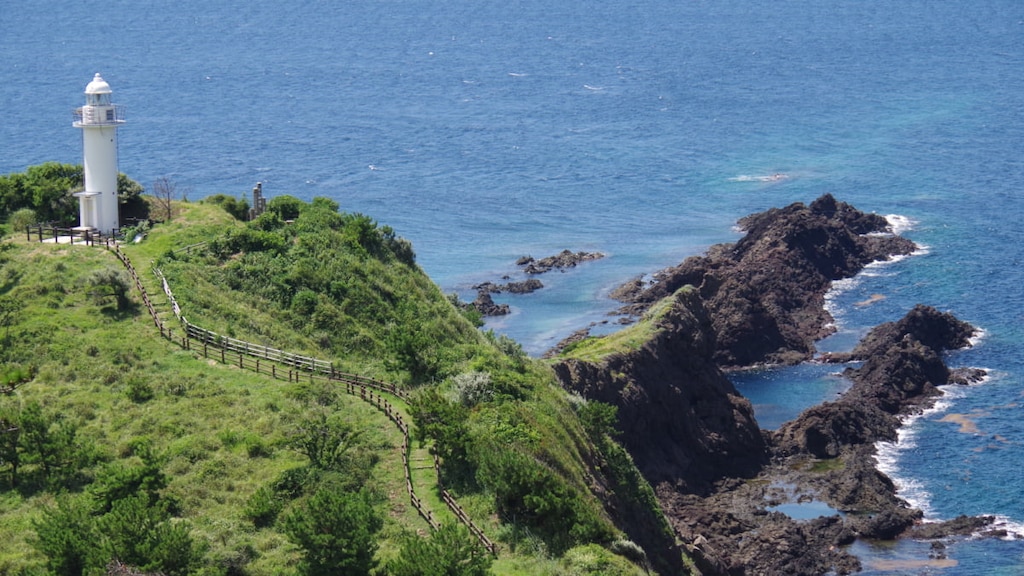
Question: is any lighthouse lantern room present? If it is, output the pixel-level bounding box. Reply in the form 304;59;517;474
73;73;125;236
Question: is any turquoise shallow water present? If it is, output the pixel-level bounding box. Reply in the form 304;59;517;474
3;0;1024;571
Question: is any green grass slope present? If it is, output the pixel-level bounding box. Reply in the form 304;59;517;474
0;196;682;575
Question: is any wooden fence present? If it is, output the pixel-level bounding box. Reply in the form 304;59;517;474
436;454;498;555
103;243;494;554
25;224;105;245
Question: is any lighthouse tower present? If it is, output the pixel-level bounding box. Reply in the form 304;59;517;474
73;73;125;235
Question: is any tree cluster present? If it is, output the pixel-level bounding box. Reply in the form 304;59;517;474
0;163;145;227
0;400;96;490
32;450;202;576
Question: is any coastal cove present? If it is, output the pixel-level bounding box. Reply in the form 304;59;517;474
3;0;1024;573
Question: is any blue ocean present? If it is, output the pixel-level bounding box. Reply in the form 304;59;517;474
3;1;1023;572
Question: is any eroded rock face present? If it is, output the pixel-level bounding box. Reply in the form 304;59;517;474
553;288;768;496
615;194;917;367
777;306;978;457
551;197;985;574
771;305;984;542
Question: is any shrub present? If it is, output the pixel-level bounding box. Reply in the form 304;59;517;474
87;267;132;310
244;485;284;528
203;193;250;221
125;377;155;403
387;523;493;576
8;207;36;230
98;494;203;576
291;289;319;316
474;444;614;554
410;388;472;475
32;494;99;576
266;195;302;220
283;488;383;576
449;371;494;407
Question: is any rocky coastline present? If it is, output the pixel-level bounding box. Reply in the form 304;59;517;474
551;195;997;575
610;194;916;368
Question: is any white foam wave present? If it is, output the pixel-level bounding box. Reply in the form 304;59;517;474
823;277;859;327
874;375;994;522
875;409;933;516
728;173;788;183
968;327;987;348
885;213;917;236
981;515;1024;540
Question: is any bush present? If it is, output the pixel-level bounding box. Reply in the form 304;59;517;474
34;485;202;576
283;488;383;576
32;494;99;576
8;207;36;230
474;444;614;554
244;485;285;528
410;388;472;475
291;289;319;316
125;377;155;403
267;195;302;220
98;494;203;576
203;193;251;221
87;267;132;310
290;412;361;471
387;523;493;576
449;371;494;407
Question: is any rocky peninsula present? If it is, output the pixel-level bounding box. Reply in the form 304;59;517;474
611;194;916;368
553;195;993;574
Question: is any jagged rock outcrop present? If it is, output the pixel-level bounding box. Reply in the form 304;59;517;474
777;305;980;459
615;194;917;367
467;249;600;316
470;291;509;316
473;279;544;295
550;197;985;573
772;305;985;540
518;249;605;274
553;287;768;496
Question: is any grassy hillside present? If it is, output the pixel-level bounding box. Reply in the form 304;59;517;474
0;196;678;575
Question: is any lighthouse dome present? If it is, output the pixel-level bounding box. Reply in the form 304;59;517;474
85;73;112;95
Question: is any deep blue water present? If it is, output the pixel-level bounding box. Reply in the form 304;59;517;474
3;1;1024;572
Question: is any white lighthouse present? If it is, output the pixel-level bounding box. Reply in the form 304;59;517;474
73;73;125;236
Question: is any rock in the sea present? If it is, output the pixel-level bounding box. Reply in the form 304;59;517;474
846;304;977;361
470;292;509;316
907;515;997;539
519;249;605;274
504;278;544;293
777;305;981;456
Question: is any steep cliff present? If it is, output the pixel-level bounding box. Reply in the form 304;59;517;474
554;287;768;496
